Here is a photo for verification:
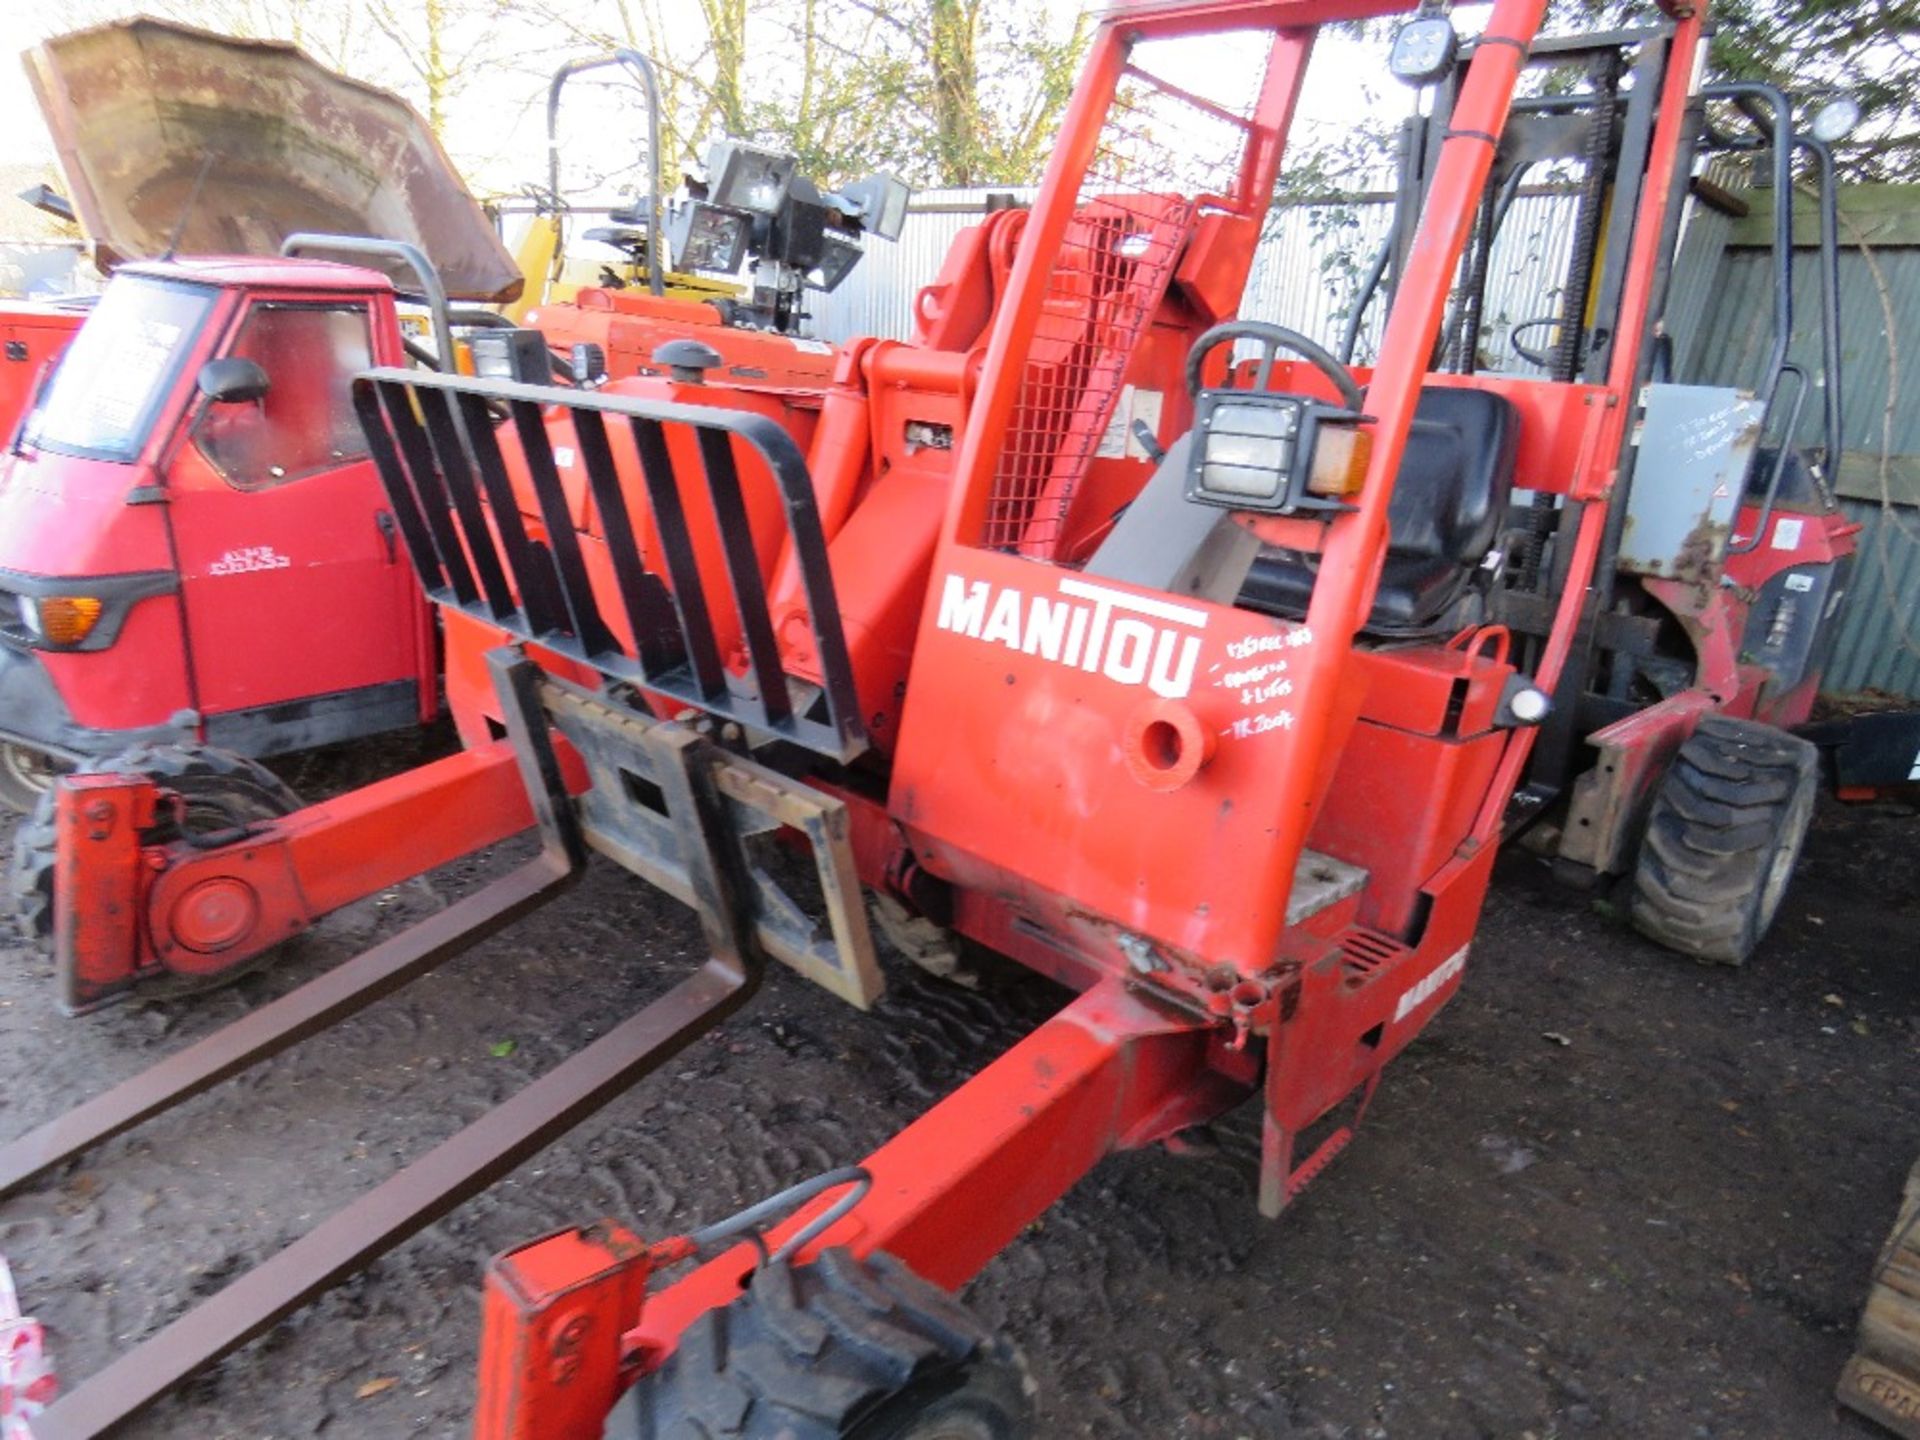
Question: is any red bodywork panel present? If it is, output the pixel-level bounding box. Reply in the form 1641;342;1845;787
529;288;838;391
162;282;432;722
1725;502;1860;728
894;552;1342;976
0;296;216;736
0;301;84;439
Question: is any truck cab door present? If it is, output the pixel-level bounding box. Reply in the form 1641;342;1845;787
166;296;429;755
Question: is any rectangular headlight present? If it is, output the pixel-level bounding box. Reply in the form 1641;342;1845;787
1191;396;1302;508
839;173;911;241
706;139;798;216
669;201;752;274
467;328;550;384
808;230;863;291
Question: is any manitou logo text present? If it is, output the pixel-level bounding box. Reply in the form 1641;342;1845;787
936;573;1205;699
1393;946;1468;1022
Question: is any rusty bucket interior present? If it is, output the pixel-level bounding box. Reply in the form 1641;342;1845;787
23;16;523;303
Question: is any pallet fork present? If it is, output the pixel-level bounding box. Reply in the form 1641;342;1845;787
8;651;761;1435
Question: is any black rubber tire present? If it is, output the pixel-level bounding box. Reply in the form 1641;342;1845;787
606;1248;1031;1440
7;744;300;949
5;808;56;946
0;742;68;815
1630;714;1819;965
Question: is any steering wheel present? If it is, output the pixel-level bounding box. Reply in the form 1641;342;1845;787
1184;319;1365;411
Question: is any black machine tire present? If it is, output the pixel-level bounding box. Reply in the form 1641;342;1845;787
1629;715;1819;965
0;742;69;815
7;743;300;949
607;1248;1031;1440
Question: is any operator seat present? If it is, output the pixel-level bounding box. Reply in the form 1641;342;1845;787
1237;386;1520;633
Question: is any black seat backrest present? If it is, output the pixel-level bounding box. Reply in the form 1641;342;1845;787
1383;386;1519;566
1237;385;1520;633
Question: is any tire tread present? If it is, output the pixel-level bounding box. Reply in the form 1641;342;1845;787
1631;717;1817;964
614;1248;1027;1440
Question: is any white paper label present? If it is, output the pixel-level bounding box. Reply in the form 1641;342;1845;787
1127;389;1163;460
1771;517;1804;550
1096;386;1164;461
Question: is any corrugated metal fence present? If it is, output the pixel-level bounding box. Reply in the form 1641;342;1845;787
807;188;1032;342
810;185;1584;368
811;184;1919;699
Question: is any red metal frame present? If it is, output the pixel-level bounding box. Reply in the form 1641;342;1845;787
48;742;554;1011
893;0;1544;998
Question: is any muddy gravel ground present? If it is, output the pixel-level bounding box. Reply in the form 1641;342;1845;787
0;742;1916;1439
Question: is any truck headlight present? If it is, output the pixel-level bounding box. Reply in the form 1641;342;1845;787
468;328;550;384
706;140;798;216
668;201;752;275
1189;396;1305;510
18;593;104;648
1185;392;1367;515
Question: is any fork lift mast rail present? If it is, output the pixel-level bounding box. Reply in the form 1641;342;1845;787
9;1;1831;1434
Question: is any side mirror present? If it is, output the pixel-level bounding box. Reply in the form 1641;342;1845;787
197;356;270;405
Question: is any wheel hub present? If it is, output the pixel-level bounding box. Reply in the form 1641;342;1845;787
168;876;262;961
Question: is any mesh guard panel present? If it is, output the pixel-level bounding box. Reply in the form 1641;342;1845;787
983;34;1273;560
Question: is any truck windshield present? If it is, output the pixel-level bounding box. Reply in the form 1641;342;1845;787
22;276;216;462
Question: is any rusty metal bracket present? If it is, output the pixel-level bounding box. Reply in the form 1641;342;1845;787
536;668;882;1009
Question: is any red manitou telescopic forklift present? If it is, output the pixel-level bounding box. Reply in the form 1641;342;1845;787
0;0;1874;1434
